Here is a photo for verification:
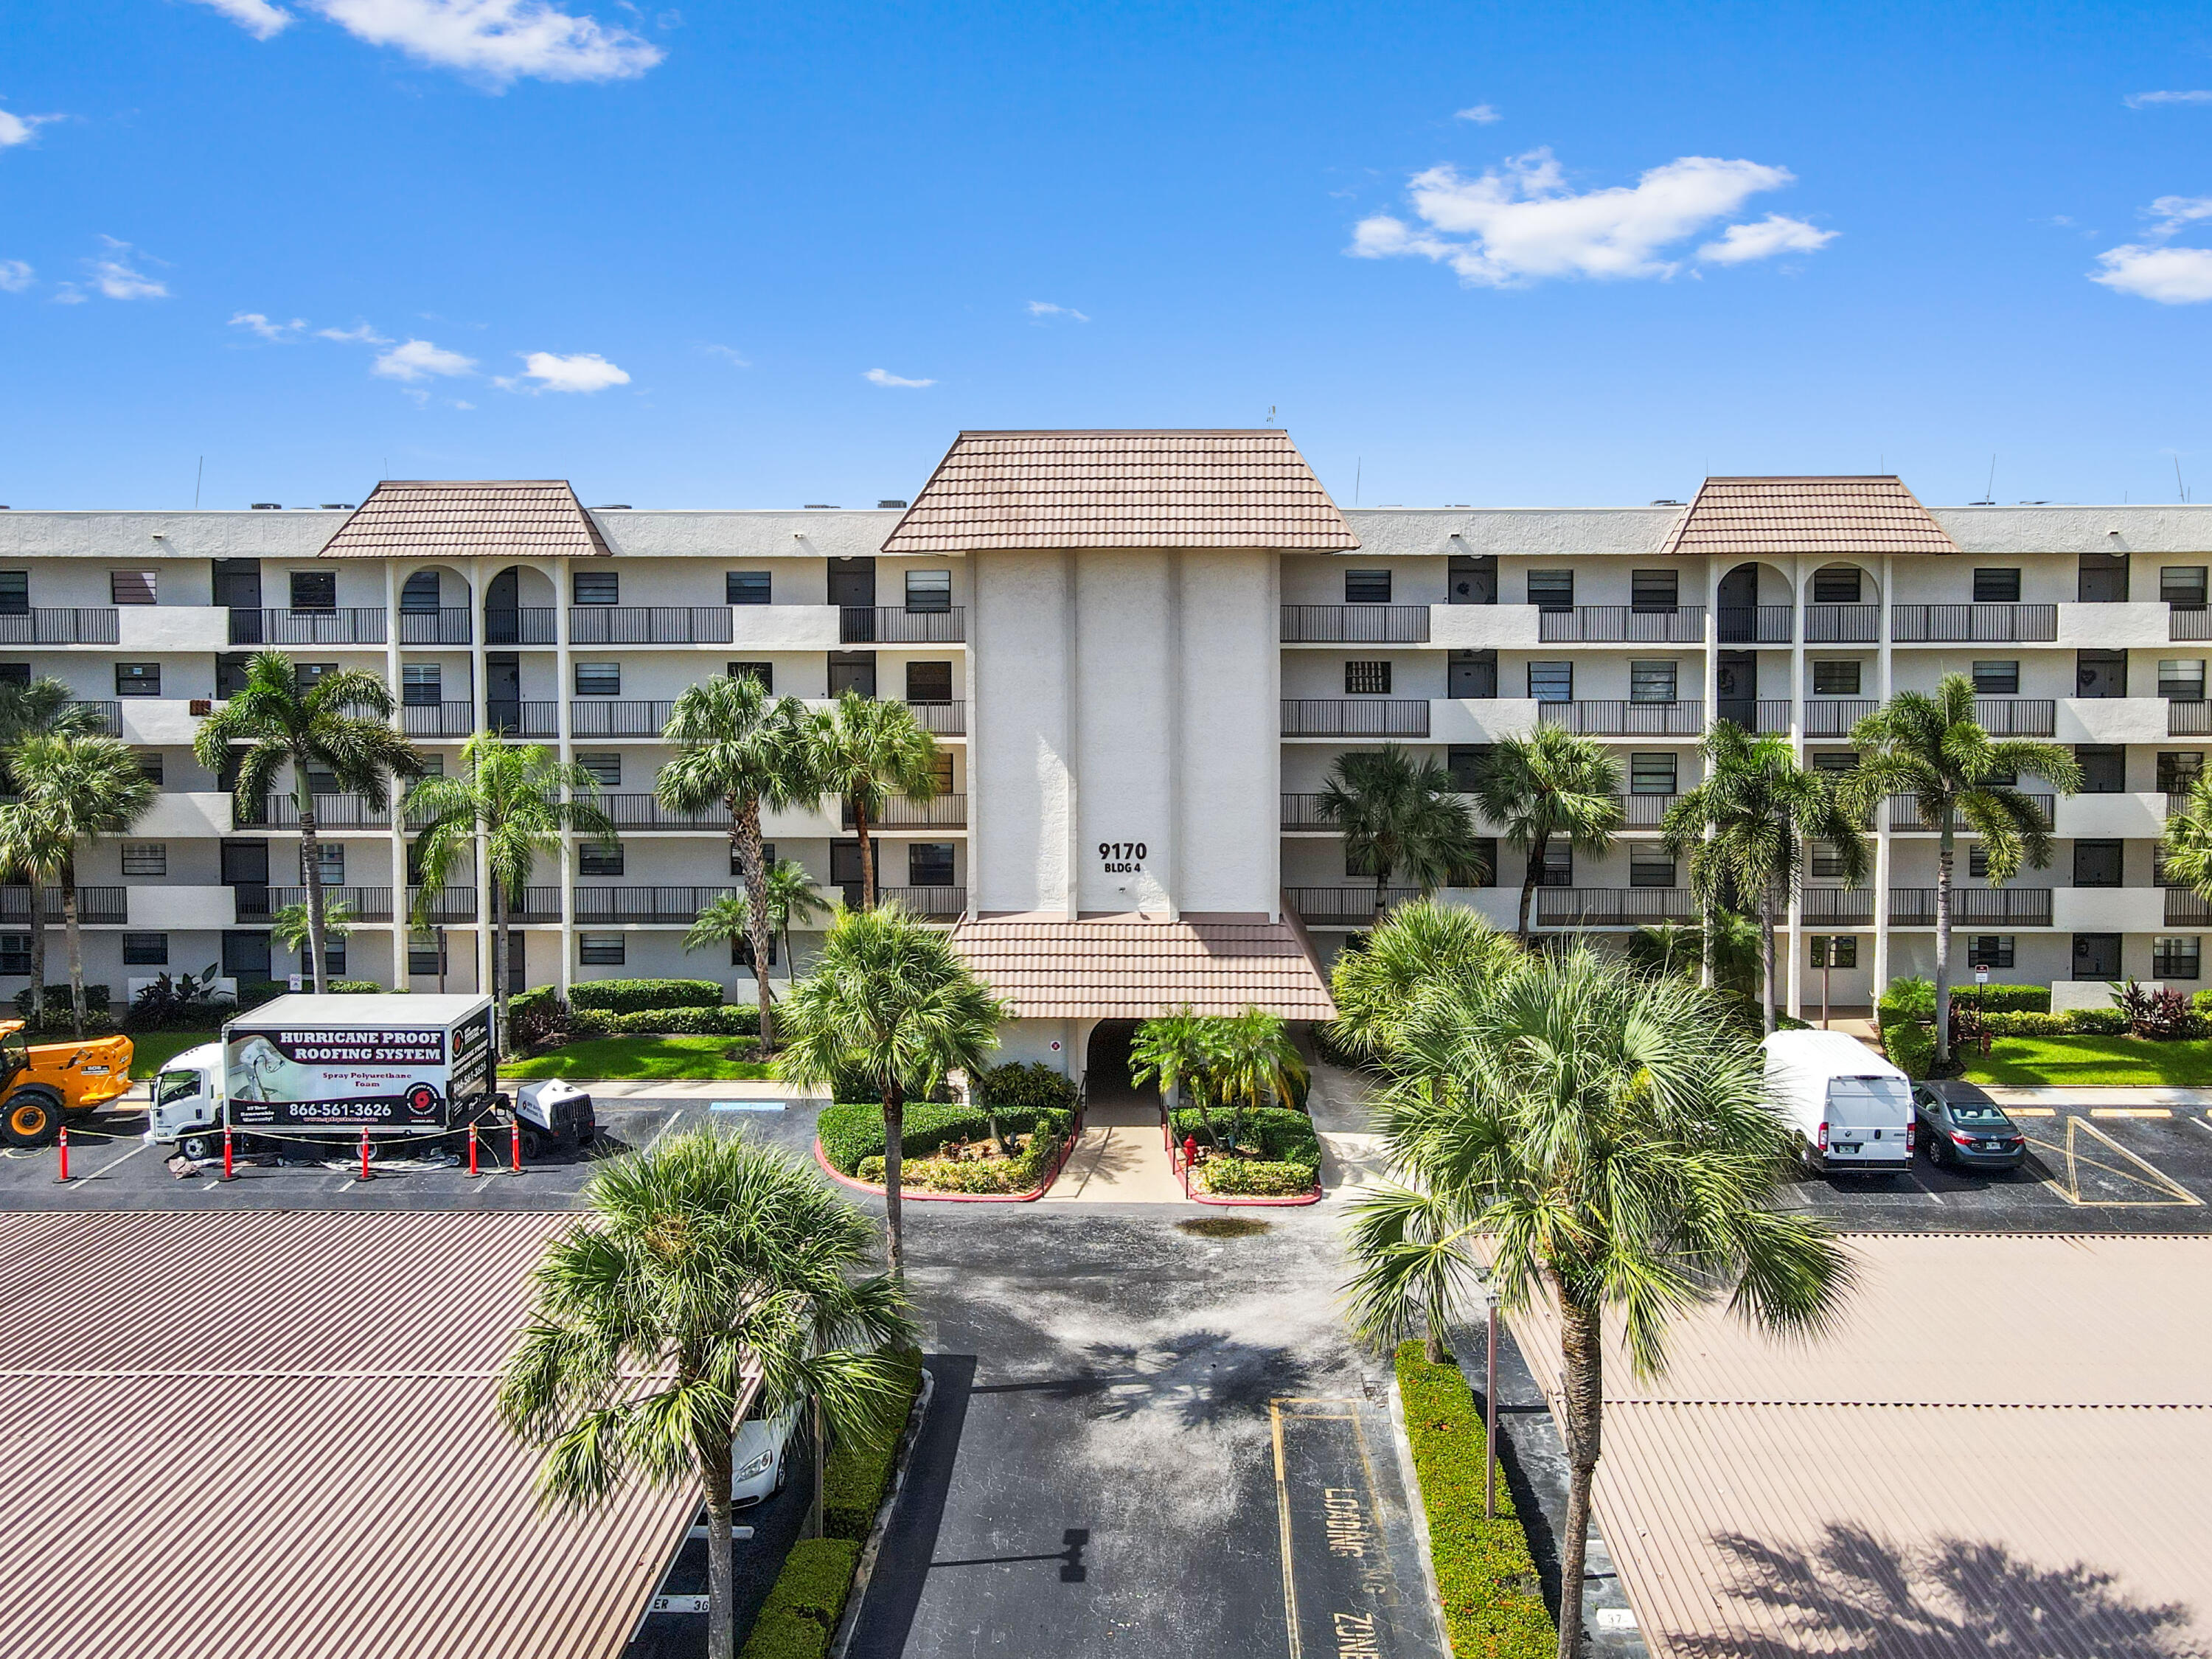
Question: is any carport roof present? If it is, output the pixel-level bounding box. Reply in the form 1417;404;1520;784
0;1210;692;1659
1658;474;1960;559
952;914;1338;1020
317;479;613;557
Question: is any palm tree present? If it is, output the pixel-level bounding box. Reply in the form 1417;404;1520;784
1130;1008;1227;1147
1344;947;1853;1659
408;731;616;1052
0;678;129;1026
1326;897;1515;1069
807;692;940;910
2163;776;2212;931
1662;724;1870;1035
274;899;355;984
0;802;71;1029
1209;1006;1308;1151
1317;745;1481;915
7;734;156;1034
1627;911;1764;1001
1848;675;2081;1064
1470;727;1624;945
193;650;423;994
777;904;1007;1276
765;857;832;975
498;1129;914;1659
658;675;815;1052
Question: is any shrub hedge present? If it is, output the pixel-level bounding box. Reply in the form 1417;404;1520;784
824;1349;924;1539
972;1060;1080;1113
567;978;724;1013
603;1006;762;1037
1197;1158;1315;1196
1882;1019;1935;1079
1880;976;2051;1022
818;1101;1074;1175
856;1124;1065;1193
1169;1106;1321;1194
1395;1341;1554;1659
13;984;110;1016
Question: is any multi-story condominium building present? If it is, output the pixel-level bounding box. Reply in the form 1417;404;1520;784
7;431;2210;1075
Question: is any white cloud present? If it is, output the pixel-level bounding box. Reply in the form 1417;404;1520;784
0;108;62;149
2091;244;2212;302
2126;89;2212;108
188;0;294;37
501;349;630;392
1349;148;1816;285
372;337;477;380
1697;213;1837;264
316;321;392;343
0;260;32;293
2147;194;2212;234
863;368;933;387
51;284;86;305
230;310;307;340
91;255;167;300
316;0;658;83
1454;104;1502;124
701;343;749;367
1026;300;1090;321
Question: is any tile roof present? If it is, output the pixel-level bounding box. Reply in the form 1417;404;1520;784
952;915;1338;1020
318;479;613;558
1658;475;1960;559
881;430;1359;553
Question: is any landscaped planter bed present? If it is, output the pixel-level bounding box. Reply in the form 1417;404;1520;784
813;1099;1079;1203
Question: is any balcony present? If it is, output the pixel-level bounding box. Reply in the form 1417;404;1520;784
487;700;558;739
844;793;967;830
231;608;387;646
1282;793;1335;830
1281;699;1430;738
575;885;737;923
486;608;557;645
2171;702;2212;737
396;608;473;645
907;700;965;735
1804;605;1879;643
0;887;125;924
876;885;967;919
1535;887;1699;926
1537;700;1703;737
600;795;731;831
2167;889;2212;925
2172;609;2212;642
1538;605;1705;644
66;700;122;736
1717;606;1793;644
1804;699;1877;739
0;608;120;645
1892;603;2058;644
242;794;391;830
570;700;672;738
1800;888;1876;923
1890;794;2054;830
1621;793;1677;827
235;886;395;922
841;606;966;644
1975;698;2056;737
1718;699;1794;734
1888;887;2053;925
407;886;479;924
569;606;735;645
400;701;476;738
1286;885;1423;925
1281;605;1430;644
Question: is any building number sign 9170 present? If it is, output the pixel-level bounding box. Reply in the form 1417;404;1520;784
1101;841;1147;873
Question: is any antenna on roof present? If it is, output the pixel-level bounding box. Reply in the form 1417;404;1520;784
1986;453;1997;500
2178;456;2188;504
1265;405;1276;425
1354;458;1361;508
193;456;203;511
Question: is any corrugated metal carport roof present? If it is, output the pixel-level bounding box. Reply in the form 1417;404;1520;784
0;1210;693;1659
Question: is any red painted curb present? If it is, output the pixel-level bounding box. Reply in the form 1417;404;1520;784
1166;1141;1323;1206
813;1128;1075;1204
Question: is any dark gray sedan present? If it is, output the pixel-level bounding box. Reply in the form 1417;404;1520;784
1911;1085;2029;1171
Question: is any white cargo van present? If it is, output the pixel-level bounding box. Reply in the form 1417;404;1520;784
1761;1029;1915;1176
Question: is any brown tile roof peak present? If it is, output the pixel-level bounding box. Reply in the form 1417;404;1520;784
1659;473;1960;560
952;914;1336;1020
318;479;613;558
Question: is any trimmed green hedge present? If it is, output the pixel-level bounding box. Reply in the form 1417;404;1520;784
1395;1342;1554;1659
1882;1019;1935;1079
603;1006;761;1036
824;1349;923;1539
1880;976;2051;1022
972;1061;1079;1113
1197;1159;1315;1196
1169;1105;1320;1162
817;1101;1074;1175
568;978;724;1013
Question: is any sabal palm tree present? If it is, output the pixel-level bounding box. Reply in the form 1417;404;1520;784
0;802;72;1029
1317;745;1480;915
1470;726;1624;945
658;675;815;1052
765;856;832;975
2163;776;2212;936
8;734;157;1034
1130;1008;1227;1147
807;692;940;911
498;1129;914;1659
1627;911;1764;1001
777;904;1007;1276
194;651;422;994
1345;947;1853;1659
273;899;355;983
1209;1006;1308;1150
1326;897;1515;1069
408;732;616;1052
1662;724;1869;1035
1848;675;2081;1063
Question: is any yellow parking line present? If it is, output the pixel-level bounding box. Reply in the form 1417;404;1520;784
2090;1108;2173;1119
2006;1107;2057;1117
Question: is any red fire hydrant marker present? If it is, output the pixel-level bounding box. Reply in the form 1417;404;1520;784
53;1124;70;1184
355;1124;375;1183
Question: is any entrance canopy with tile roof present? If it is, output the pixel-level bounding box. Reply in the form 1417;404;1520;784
951;915;1337;1021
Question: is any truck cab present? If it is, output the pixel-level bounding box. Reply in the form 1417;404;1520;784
147;1041;226;1160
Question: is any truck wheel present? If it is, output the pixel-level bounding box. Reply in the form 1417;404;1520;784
1;1090;65;1149
179;1132;221;1162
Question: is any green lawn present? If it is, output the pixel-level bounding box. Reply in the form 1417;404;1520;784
124;1029;227;1079
1961;1035;2212;1088
499;1035;776;1081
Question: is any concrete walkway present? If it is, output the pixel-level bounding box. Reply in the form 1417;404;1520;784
1040;1095;1185;1203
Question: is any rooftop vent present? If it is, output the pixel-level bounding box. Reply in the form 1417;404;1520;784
1650;499;1685;507
594;504;632;509
877;498;908;509
803;504;838;509
320;503;356;510
251;503;282;510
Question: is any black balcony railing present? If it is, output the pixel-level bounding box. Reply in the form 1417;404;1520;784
2170;703;2212;737
1892;603;2059;644
232;607;386;645
241;886;395;922
397;608;473;645
575;885;738;923
1535;887;1700;925
844;794;966;830
1281;793;1335;829
569;700;672;737
1717;605;1793;643
1804;605;1880;643
1621;793;1677;827
1804;699;1878;738
1286;886;1424;925
1975;698;2056;737
907;700;965;735
406;886;479;923
568;606;736;645
1888;887;2053;925
599;794;731;830
1281;605;1433;644
487;700;558;738
1281;699;1430;738
2171;610;2212;642
485;608;557;644
69;700;122;735
1888;794;2054;830
875;885;966;919
1800;888;1876;922
2166;889;2212;925
0;887;126;924
1537;700;1703;737
0;608;120;645
1538;605;1705;644
841;607;967;644
400;701;476;737
245;794;392;830
1717;699;1794;734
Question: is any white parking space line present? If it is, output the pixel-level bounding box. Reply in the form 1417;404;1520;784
74;1137;153;1185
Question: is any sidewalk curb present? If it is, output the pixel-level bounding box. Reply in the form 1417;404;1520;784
830;1365;936;1659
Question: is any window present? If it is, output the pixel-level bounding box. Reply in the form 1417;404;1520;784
1447;746;1490;792
1455;840;1497;888
401;664;441;707
400;571;440;613
215;654;253;700
1812;567;1863;605
572;570;619;606
1447;650;1496;698
1343;570;1392;604
121;843;167;877
904;570;952;613
1808;936;1859;970
1345;661;1392;695
0;664;27;687
2154;936;2202;980
578;933;626;966
222;931;271;977
2163;567;2209;612
122;933;169;967
1630;753;1677;795
577;753;621;787
1630;570;1679;613
1528;661;1573;703
828;652;876;698
2073;840;2124;888
0;572;27;615
726;661;773;692
305;766;341;797
1539;844;1573;886
408;931;448;977
1526;571;1573;611
1968;846;1990;880
1972;660;2020;695
1629;846;1676;888
733;933;779;968
1812;661;1862;696
133;750;163;785
1973;568;2023;603
574;663;621;696
288;571;335;611
1629;661;1677;703
909;843;955;886
298;663;339;689
1811;750;1858;776
303;843;344;884
2160;659;2207;702
2160;752;2205;794
2076;745;2126;793
578;843;625;877
730;841;777;877
116;663;160;698
1814;842;1856;880
1967;935;2015;970
906;661;953;703
111;570;156;605
726;570;772;606
0;935;28;976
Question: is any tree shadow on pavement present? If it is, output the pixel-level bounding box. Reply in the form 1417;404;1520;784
1065;1329;1314;1427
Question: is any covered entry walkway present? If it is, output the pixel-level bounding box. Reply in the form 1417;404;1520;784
1041;1022;1184;1203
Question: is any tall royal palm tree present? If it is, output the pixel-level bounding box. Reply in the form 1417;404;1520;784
658;675;815;1052
1345;948;1853;1659
807;692;940;911
1317;745;1481;917
1326;897;1515;1070
409;731;615;1053
1663;724;1870;1035
1470;727;1625;946
194;651;422;994
777;904;1007;1277
8;734;157;1034
1849;675;2081;1064
499;1130;914;1659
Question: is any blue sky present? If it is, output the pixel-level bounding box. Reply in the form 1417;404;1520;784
4;0;2211;509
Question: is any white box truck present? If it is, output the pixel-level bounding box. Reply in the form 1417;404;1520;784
145;993;594;1161
1761;1029;1916;1176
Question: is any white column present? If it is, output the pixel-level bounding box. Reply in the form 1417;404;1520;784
554;557;576;995
385;560;409;991
471;556;490;997
1873;555;1895;998
1787;556;1809;1016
